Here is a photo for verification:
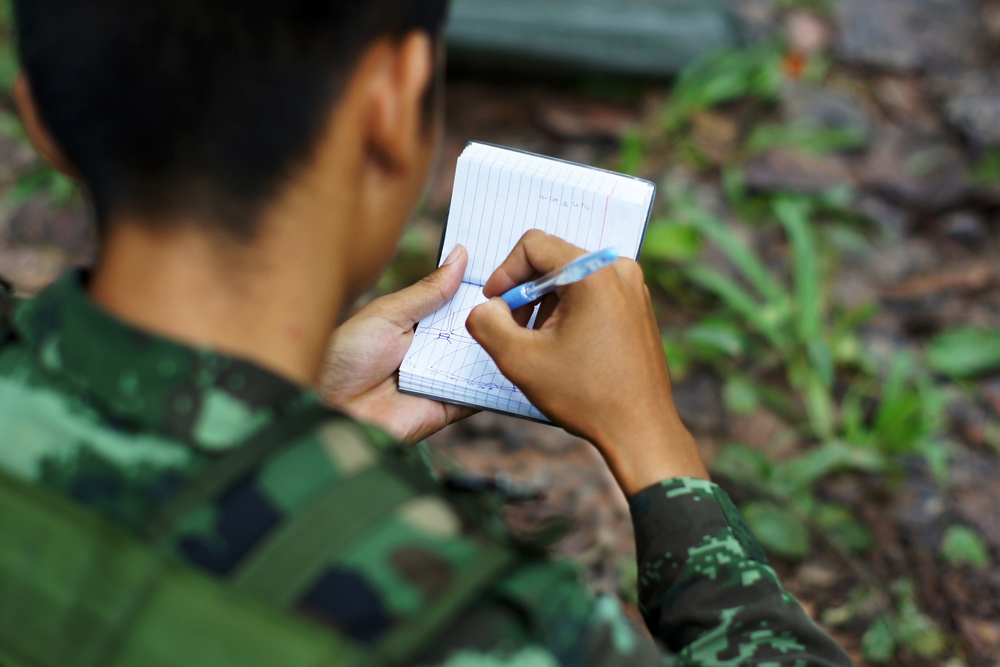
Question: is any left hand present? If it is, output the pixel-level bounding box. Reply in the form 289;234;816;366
321;245;476;443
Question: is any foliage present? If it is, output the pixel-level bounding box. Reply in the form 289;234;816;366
862;580;949;662
661;43;783;133
926;326;1000;378
941;525;990;568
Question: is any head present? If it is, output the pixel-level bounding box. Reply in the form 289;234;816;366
13;0;449;299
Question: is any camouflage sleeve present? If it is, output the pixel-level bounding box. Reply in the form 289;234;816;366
630;477;854;667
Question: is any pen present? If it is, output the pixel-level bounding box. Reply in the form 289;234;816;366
500;247;619;310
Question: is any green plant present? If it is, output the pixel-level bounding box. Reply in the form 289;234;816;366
926;326;1000;378
941;525;990;568
661;43;783;133
863;580;948;663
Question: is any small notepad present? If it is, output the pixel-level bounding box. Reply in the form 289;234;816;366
399;142;655;422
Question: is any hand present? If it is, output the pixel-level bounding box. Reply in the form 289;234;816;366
321;245;476;443
465;231;708;496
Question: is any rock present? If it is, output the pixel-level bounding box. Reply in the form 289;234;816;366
871;76;940;132
672;369;725;435
533;99;639;142
940;211;987;245
950;447;1000;552
2;197;96;262
857;196;913;238
857;128;972;211
690;110;739;164
933;71;1000;147
723;0;779;43
834;0;987;72
785;11;832;56
781;82;871;139
743;148;854;193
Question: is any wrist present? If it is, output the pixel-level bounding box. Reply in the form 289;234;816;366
594;417;709;497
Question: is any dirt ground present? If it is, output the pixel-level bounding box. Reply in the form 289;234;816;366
4;1;1000;664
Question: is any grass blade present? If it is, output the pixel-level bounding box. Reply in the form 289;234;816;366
775;197;822;343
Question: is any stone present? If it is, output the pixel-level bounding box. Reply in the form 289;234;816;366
781;82;871;138
871;76;940;132
722;0;779;43
856;196;913;238
834;0;987;72
785;11;832;56
940;211;987;245
933;71;1000;147
2;197;96;262
743;148;854;193
857;128;972;211
671;369;725;435
533;99;639;141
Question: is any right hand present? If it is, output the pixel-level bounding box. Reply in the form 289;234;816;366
465;231;709;497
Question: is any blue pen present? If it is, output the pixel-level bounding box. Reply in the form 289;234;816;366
500;247;619;310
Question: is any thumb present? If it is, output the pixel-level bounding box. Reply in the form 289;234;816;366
466;297;536;368
385;245;467;328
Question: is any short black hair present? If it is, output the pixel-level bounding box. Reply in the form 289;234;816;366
13;0;449;239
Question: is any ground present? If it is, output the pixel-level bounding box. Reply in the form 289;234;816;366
3;2;1000;665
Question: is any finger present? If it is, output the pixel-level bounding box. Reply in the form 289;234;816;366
383;245;468;328
482;230;587;298
465;297;538;369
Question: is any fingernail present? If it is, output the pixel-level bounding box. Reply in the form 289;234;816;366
443;245;463;266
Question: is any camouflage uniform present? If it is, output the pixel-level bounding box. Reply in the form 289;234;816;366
0;271;853;667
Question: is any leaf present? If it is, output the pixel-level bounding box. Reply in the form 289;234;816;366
775;441;885;493
619;129;645;176
682;207;788;307
774;197;821;343
662;337;691;381
862;616;897;664
685;265;787;350
926;327;1000;378
662;44;782;131
941;525;990;568
789;362;835;440
685;319;746;358
642;222;702;262
807;340;834;388
893;579;948;659
814;504;874;554
712;443;773;489
724;376;760;415
741;500;811;559
746;122;868;156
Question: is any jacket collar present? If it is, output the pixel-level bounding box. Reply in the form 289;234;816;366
12;270;319;451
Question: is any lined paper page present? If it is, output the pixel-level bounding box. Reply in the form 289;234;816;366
399;142;655;421
400;282;544;420
440;144;651;287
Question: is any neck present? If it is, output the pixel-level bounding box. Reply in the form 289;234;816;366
89;213;352;388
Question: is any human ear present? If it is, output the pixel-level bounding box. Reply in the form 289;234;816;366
364;31;436;173
13;72;79;178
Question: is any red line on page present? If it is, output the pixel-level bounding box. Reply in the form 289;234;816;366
598;183;617;249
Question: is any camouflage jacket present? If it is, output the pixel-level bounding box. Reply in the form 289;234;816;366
0;271;852;667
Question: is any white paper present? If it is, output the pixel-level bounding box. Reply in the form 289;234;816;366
399;143;654;421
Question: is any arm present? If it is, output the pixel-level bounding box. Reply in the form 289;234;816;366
465;231;853;666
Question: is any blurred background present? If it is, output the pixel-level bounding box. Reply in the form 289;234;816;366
3;0;1000;664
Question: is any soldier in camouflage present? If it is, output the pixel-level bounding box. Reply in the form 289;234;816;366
0;0;852;665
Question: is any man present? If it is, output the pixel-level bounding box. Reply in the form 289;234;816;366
0;0;852;665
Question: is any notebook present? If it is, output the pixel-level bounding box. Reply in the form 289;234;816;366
399;142;656;422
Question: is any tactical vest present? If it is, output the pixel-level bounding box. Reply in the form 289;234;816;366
0;283;554;667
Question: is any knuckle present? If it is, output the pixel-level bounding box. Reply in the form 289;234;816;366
618;259;645;285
